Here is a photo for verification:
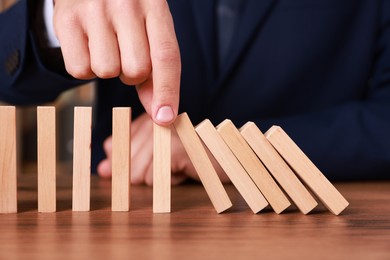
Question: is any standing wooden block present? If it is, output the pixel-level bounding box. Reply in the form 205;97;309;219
173;113;232;213
153;123;171;213
72;107;92;211
0;106;17;213
216;120;290;214
37;106;56;213
112;108;131;212
265;126;349;215
239;122;317;214
196;119;269;214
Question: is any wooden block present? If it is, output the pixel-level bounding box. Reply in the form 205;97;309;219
265;126;349;215
239;122;318;214
196;119;269;214
72;107;92;211
112;108;131;212
0;106;17;213
216;120;290;213
153;123;171;213
173;113;232;213
37;106;56;213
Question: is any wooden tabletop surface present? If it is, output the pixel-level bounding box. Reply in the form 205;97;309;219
0;173;389;260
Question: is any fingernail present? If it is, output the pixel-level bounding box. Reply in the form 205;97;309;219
156;106;175;123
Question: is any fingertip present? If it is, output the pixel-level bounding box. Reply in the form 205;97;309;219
144;169;154;187
171;175;188;185
131;172;145;185
103;136;113;152
145;178;153;187
154;105;176;125
97;160;112;178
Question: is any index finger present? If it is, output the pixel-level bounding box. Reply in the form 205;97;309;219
145;1;181;125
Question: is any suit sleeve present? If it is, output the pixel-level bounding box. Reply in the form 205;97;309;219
252;3;390;181
0;0;86;105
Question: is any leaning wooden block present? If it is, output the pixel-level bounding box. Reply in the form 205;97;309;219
37;106;56;213
216;120;290;213
173;113;232;213
0;106;17;214
72;107;92;212
112;108;131;212
196;119;269;214
153;123;171;213
265;126;349;215
239;122;317;214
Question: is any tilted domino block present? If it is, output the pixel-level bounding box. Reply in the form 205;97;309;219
196;119;269;214
265;126;349;215
215;120;290;214
174;113;232;213
237;122;318;214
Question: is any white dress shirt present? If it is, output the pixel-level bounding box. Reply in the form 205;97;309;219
43;0;60;47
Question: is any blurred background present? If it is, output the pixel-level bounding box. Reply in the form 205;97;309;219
1;0;95;174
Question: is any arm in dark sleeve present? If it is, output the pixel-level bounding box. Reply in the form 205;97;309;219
0;0;86;105
253;4;390;181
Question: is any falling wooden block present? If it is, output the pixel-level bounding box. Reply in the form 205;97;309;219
173;113;232;213
0;106;17;214
196;119;269;214
112;107;131;212
153;123;171;213
72;107;92;211
216;120;290;213
265;126;349;215
37;106;56;213
239;122;318;214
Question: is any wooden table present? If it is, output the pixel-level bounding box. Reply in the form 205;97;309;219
1;173;389;259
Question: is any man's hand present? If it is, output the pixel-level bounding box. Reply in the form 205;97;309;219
53;0;181;125
97;113;229;185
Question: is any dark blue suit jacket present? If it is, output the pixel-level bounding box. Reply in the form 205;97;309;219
1;0;389;180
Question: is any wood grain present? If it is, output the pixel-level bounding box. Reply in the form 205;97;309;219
238;122;318;214
3;171;390;259
196;119;268;213
173;113;232;213
240;122;315;213
265;125;349;215
37;106;56;213
153;123;171;213
0;106;17;213
72;107;92;211
216;120;290;213
112;108;131;212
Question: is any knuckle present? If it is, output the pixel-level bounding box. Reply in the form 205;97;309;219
85;0;106;16
158;83;179;97
54;7;79;33
92;64;120;79
66;63;94;79
122;63;152;82
153;42;180;64
147;0;169;12
112;0;136;11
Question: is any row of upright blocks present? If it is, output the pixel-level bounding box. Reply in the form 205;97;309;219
0;106;349;215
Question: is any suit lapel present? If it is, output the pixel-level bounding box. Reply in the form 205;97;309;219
192;0;217;84
214;0;278;92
